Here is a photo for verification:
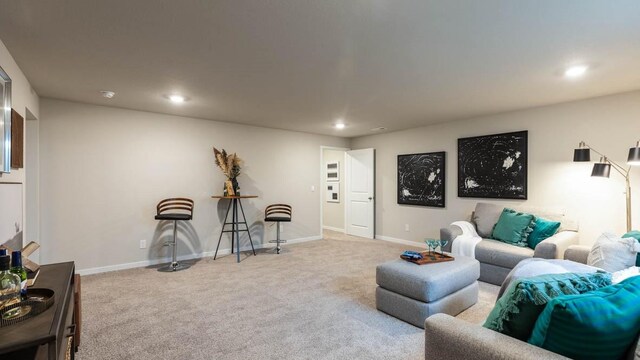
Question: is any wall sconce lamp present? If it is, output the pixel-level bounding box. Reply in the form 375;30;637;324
573;141;640;232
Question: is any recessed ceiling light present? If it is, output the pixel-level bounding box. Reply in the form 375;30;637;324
564;65;588;78
334;123;346;129
100;90;115;99
168;94;186;104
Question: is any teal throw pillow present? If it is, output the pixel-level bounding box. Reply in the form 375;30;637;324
483;272;611;341
622;230;640;266
491;208;535;247
529;276;640;360
527;217;561;249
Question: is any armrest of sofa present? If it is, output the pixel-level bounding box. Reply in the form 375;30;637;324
424;314;570;360
440;225;463;252
563;245;591;265
533;231;579;260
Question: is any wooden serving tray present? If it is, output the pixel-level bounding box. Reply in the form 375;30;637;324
0;288;55;328
401;251;455;265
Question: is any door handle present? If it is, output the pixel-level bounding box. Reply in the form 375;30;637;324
368;197;373;200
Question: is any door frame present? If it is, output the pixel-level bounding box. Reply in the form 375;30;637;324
319;145;350;236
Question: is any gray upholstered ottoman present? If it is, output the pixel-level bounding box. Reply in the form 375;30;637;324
375;256;480;328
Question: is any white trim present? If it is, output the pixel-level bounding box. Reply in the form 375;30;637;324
322;225;345;233
375;234;423;248
76;235;323;276
282;235;322;244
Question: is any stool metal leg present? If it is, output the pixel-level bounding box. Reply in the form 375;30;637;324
159;220;190;272
276;222;281;254
268;221;287;254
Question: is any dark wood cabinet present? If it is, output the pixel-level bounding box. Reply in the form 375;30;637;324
0;262;80;360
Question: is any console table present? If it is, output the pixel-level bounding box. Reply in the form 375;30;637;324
212;195;258;263
0;262;80;360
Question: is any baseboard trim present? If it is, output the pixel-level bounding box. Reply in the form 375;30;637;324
322;226;345;233
375;234;422;248
77;235;323;276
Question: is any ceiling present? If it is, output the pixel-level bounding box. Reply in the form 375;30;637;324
1;1;639;137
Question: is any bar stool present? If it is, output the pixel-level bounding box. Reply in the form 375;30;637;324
265;204;292;254
155;198;194;272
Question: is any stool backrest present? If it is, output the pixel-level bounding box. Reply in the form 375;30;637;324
265;204;292;220
157;198;194;216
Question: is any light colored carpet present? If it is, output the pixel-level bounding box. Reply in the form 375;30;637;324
77;231;499;360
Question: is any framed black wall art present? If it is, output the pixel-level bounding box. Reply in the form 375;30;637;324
458;130;528;199
397;151;446;207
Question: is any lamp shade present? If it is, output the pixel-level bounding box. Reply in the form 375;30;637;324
573;148;591;162
628;146;640;166
591;163;611;178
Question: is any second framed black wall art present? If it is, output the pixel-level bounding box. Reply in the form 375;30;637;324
397;151;446;207
458;130;528;200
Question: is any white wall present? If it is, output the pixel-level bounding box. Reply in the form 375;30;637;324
0;38;39;247
351;90;640;246
322;148;345;231
25;117;40;261
39;99;348;272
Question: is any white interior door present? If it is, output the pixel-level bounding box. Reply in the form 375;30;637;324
346;148;375;238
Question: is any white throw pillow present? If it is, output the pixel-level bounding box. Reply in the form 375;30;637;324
587;232;640;272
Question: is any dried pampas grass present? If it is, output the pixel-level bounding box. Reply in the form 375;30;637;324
213;147;242;179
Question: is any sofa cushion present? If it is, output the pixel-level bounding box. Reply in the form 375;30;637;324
529;276;640;360
587;232;640;272
376;257;479;303
475;239;534;269
483;272;612;341
527;217;561;249
472;203;504;238
491;208;534;247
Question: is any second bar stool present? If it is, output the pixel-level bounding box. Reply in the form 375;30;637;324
155;198;194;272
264;204;292;254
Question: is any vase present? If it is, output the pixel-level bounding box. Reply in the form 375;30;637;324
224;180;234;196
231;178;240;195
